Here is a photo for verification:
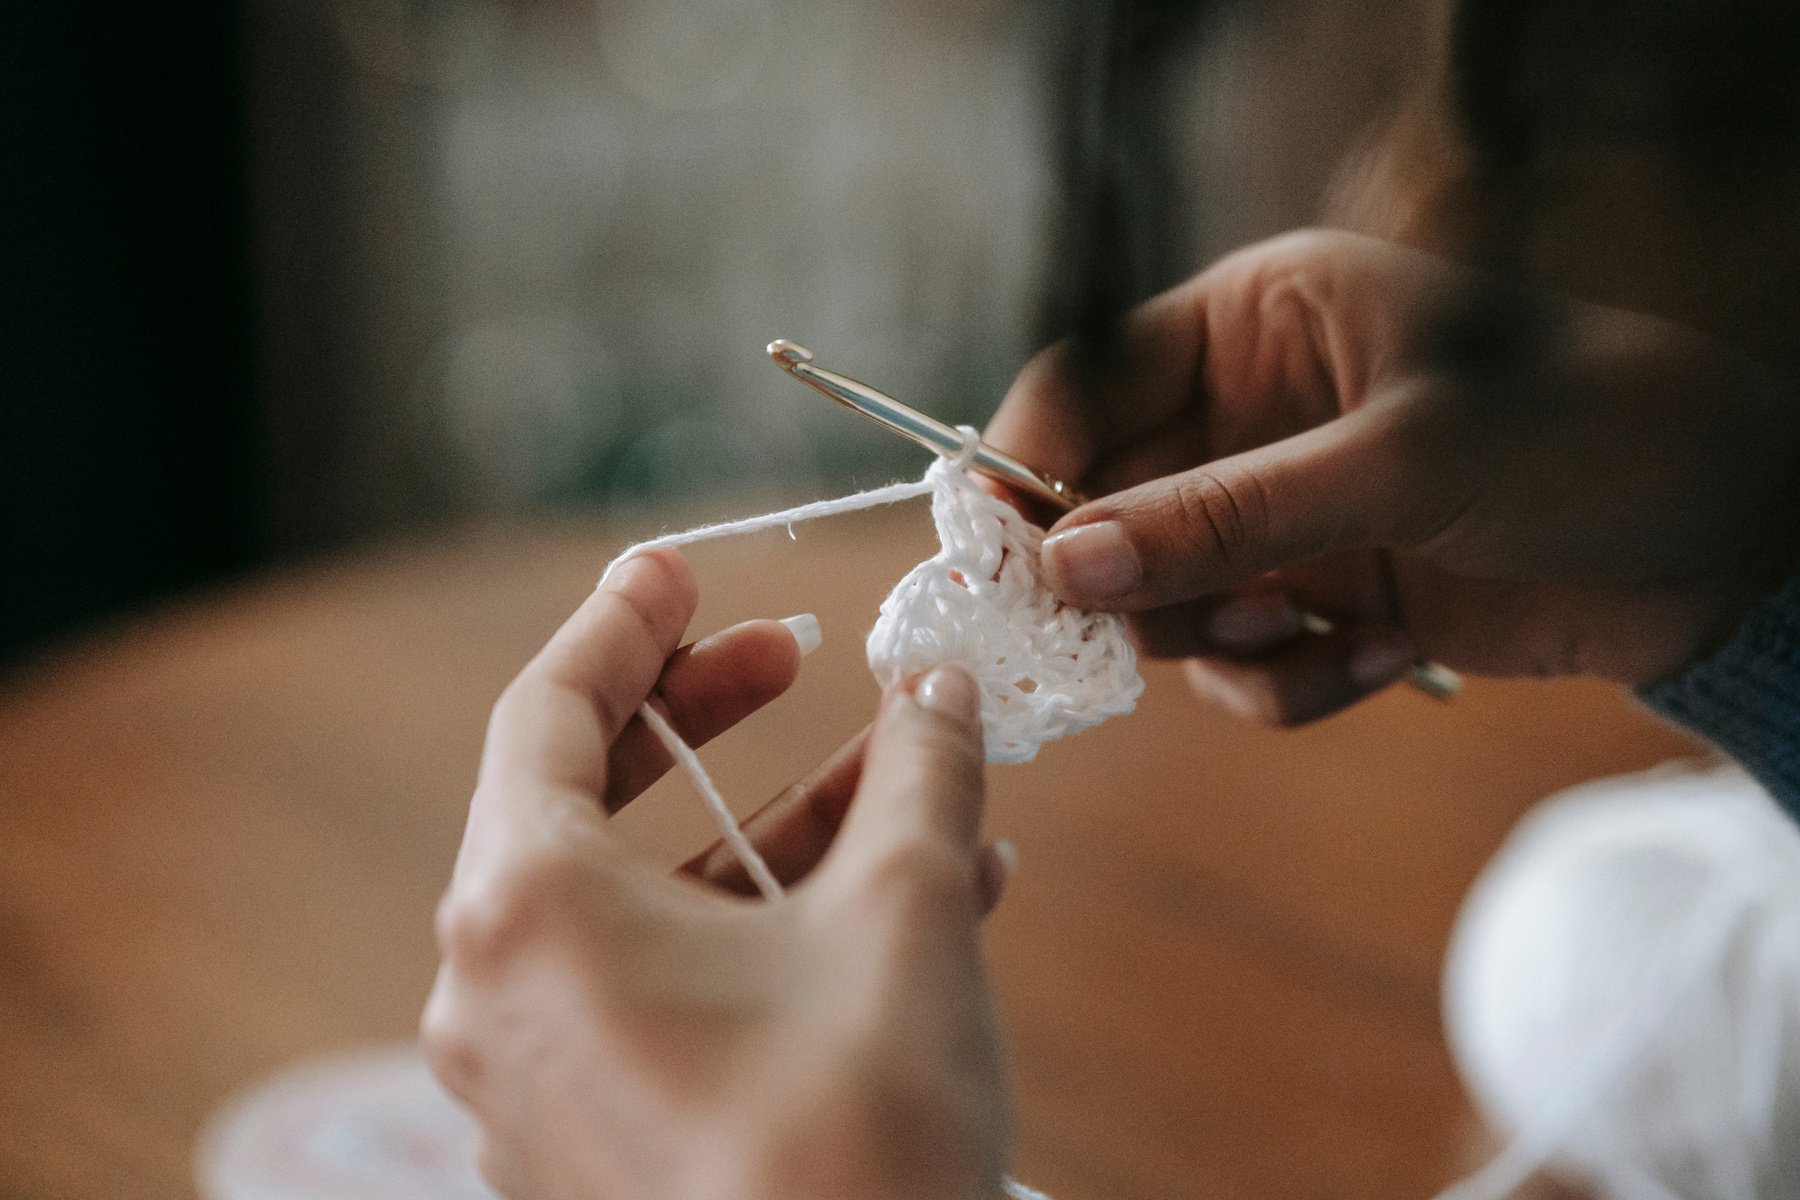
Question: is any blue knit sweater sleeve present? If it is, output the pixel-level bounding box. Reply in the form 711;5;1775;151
1641;568;1800;817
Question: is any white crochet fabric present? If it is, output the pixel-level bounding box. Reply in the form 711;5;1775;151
866;454;1143;763
614;428;1144;766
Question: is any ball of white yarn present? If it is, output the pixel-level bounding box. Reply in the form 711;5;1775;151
1443;762;1800;1200
865;457;1144;764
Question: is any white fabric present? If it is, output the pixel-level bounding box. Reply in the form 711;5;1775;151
866;453;1143;763
610;427;1144;766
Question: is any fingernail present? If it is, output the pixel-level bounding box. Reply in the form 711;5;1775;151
1350;630;1419;690
1207;593;1302;649
778;613;822;656
1043;521;1141;601
994;838;1019;877
916;665;980;729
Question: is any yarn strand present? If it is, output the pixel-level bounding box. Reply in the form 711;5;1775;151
605;476;934;576
638;702;785;902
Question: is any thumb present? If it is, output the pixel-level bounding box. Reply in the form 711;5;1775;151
1041;399;1466;611
817;666;987;893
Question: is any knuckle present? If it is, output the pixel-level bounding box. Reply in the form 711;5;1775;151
1219;229;1333;303
418;992;480;1101
436;852;588;967
435;888;518;968
1274;226;1346;271
1266;226;1340;266
1017;341;1076;394
436;877;499;960
1169;466;1266;572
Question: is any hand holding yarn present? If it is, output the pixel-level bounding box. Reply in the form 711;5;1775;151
423;552;1015;1200
426;441;1133;1199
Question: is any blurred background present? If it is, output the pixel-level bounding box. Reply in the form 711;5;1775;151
8;4;1800;1199
2;0;1442;666
10;0;1800;663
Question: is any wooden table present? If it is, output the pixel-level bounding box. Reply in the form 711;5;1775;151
0;513;1699;1199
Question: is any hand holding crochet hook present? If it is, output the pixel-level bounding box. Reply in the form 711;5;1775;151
988;229;1800;725
770;332;1459;708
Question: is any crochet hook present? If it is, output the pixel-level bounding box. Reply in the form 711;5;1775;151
767;340;1081;511
766;338;1461;701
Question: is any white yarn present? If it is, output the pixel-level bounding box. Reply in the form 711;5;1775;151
865;452;1144;764
638;703;784;902
1440;761;1800;1200
613;476;935;565
616;453;1800;1200
607;427;1144;766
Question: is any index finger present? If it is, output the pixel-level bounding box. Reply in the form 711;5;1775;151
478;549;698;800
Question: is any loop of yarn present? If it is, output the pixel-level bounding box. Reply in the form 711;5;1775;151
866;436;1143;764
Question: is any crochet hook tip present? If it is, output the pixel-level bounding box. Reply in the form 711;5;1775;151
767;339;813;368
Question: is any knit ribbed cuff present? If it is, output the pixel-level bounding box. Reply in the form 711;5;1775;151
1641;569;1800;819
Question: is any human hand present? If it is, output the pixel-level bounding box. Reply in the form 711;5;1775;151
989;229;1800;723
422;550;1012;1200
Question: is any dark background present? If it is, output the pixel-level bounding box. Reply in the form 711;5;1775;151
3;7;258;666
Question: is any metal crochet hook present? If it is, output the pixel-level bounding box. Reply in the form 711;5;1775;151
767;340;1081;510
766;339;1461;701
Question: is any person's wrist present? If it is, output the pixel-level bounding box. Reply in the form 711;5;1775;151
1640;562;1800;813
